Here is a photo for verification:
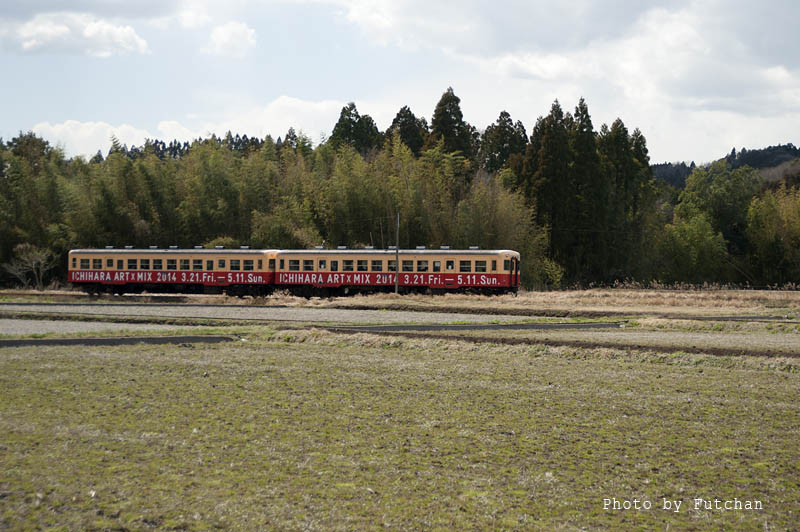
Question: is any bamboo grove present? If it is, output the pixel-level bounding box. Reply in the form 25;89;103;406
2;88;799;289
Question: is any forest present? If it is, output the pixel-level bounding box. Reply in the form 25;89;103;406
2;87;800;289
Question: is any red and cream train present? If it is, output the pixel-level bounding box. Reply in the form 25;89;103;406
68;247;521;296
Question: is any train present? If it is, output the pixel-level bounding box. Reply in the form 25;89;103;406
68;246;521;296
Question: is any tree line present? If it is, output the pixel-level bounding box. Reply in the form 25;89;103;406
2;88;799;289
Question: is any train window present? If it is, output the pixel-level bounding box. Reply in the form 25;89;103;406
343;260;354;272
244;260;255;271
402;260;413;272
417;260;428;272
193;259;203;270
491;260;497;271
153;259;162;270
167;259;177;270
258;260;263;269
279;259;285;270
231;260;241;271
106;258;113;268
388;260;396;272
503;260;511;271
433;261;441;272
140;259;150;270
357;260;368;272
303;260;313;272
72;257;77;268
269;259;276;269
128;259;137;270
319;259;326;270
219;259;226;269
206;260;214;270
475;260;486;273
289;260;300;271
93;259;102;270
459;261;471;272
446;260;454;271
371;260;382;272
179;259;189;270
330;260;338;272
80;258;90;269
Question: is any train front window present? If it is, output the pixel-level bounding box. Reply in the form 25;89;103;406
167;259;177;270
459;261;471;273
433;261;441;272
357;260;368;272
93;259;102;270
72;258;77;268
303;260;313;272
80;258;90;269
244;260;254;271
289;260;300;271
475;260;486;273
128;259;137;270
269;259;276;269
140;259;150;270
503;260;511;271
343;260;354;272
153;259;163;270
417;260;428;272
193;259;203;270
371;260;382;272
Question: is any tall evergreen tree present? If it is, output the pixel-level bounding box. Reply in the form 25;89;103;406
478;111;528;174
330;102;382;156
385;106;428;156
428;87;476;158
568;98;605;281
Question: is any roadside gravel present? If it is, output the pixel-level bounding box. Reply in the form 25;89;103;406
0;318;202;336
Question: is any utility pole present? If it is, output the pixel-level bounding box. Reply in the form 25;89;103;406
395;212;400;294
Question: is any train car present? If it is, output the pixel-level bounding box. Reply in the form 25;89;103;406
273;248;520;296
68;247;277;296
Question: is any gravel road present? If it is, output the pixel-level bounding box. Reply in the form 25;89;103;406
0;318;203;336
0;302;525;325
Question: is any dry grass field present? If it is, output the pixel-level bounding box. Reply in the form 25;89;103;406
2;324;799;530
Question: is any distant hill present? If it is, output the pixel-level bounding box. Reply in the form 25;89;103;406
652;143;800;188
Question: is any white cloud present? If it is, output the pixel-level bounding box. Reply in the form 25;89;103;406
31;96;346;157
10;13;149;56
203;21;256;58
32;120;154;158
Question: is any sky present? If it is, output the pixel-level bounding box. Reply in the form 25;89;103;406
1;0;798;164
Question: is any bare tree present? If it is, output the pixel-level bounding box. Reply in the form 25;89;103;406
2;243;58;290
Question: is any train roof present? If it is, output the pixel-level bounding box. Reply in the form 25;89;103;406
69;248;519;256
69;248;276;255
275;249;519;256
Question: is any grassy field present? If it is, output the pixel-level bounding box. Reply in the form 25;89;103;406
1;328;798;530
